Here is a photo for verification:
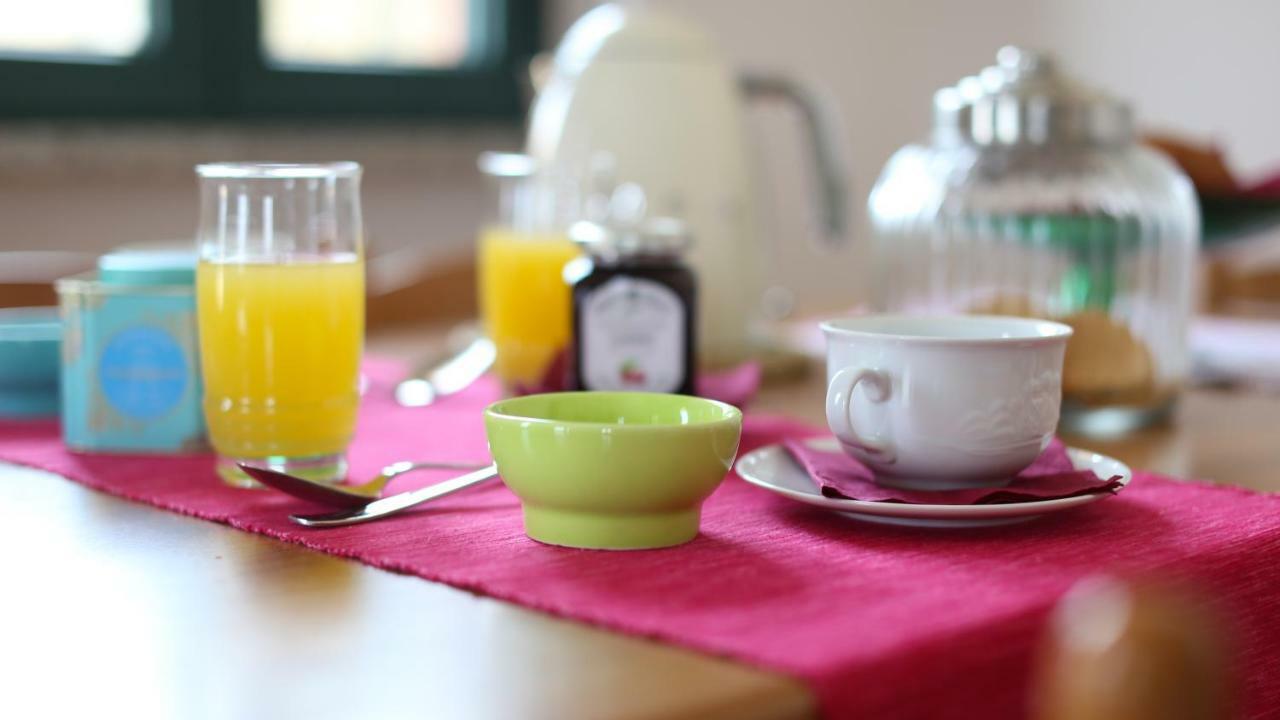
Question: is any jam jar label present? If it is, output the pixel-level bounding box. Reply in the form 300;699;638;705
581;276;685;393
98;326;188;420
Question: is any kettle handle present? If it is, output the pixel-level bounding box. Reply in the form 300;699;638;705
741;72;849;245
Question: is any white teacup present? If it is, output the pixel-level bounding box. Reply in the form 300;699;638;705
822;315;1073;490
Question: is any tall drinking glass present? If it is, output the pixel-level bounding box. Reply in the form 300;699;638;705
475;152;579;391
195;162;365;487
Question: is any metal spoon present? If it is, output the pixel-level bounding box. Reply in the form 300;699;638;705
395;335;497;408
290;464;500;527
238;460;487;509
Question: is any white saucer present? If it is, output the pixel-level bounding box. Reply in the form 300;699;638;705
734;437;1131;528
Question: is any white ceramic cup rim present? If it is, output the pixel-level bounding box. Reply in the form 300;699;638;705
820;314;1072;346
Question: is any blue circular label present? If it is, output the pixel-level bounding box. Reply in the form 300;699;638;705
98;326;188;420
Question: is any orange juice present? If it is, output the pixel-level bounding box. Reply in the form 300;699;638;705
478;227;579;387
196;256;364;460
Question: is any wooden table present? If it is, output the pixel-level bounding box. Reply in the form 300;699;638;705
4;334;1279;720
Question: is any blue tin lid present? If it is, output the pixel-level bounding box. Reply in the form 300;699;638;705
99;249;196;286
0;306;61;418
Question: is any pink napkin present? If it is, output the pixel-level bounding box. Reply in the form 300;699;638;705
785;438;1124;505
695;361;762;408
515;347;762;407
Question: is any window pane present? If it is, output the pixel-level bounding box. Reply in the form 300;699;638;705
0;0;150;59
262;0;471;70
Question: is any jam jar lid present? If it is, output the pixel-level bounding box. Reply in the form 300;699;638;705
933;46;1133;149
98;246;197;286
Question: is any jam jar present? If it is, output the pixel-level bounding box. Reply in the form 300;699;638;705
568;213;697;395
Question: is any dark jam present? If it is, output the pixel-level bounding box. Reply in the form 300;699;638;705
570;252;697;395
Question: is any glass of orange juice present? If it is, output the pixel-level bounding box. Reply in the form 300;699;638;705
476;152;579;390
195;162;365;487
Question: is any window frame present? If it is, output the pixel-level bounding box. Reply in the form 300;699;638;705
0;0;541;120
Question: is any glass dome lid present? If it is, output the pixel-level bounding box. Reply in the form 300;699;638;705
932;46;1133;149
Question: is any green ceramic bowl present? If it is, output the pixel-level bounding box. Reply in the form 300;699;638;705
484;392;743;550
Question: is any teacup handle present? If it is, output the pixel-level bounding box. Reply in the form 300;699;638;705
826;367;895;464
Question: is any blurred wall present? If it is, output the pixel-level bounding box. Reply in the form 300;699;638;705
1;0;1277;311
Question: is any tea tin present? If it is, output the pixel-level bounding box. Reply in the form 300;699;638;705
56;249;206;453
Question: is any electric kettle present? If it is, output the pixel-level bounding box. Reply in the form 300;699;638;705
525;2;848;367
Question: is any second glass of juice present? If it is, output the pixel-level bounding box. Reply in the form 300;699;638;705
476;152;579;391
195;162;365;487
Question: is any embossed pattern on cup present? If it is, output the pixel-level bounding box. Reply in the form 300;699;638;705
822;315;1072;490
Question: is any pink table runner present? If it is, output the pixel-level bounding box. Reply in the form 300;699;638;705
3;360;1280;719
